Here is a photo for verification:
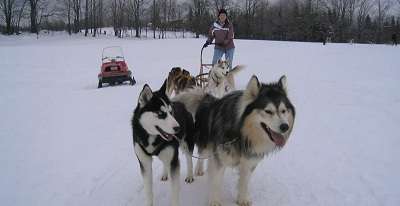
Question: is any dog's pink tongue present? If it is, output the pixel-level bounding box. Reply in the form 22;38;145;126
271;132;286;147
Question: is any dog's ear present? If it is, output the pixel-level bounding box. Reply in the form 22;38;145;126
278;75;288;94
159;79;168;97
245;75;260;99
218;59;222;64
171;67;181;75
139;84;153;107
182;69;190;76
165;77;173;97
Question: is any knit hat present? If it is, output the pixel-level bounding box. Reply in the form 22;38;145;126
218;9;227;16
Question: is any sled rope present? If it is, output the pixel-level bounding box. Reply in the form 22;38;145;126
184;137;240;160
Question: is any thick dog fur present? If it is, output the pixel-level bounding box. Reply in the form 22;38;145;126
166;67;197;97
131;81;196;206
205;60;244;98
174;75;296;206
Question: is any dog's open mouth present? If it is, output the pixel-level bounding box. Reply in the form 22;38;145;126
260;122;286;147
155;126;176;141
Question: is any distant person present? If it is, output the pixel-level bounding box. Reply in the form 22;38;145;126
320;31;326;45
202;9;235;70
392;33;398;46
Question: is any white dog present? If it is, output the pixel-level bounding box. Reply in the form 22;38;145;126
205;60;244;98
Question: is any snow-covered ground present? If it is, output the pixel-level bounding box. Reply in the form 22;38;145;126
0;33;399;206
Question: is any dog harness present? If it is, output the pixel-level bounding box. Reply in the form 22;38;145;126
138;137;178;156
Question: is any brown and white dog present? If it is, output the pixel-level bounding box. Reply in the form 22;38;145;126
166;67;197;97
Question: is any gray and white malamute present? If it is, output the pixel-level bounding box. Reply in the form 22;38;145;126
205;60;244;98
174;75;296;206
131;81;196;206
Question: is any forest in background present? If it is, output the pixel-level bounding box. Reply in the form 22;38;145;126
1;0;400;43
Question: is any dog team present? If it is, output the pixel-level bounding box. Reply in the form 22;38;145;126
131;60;296;206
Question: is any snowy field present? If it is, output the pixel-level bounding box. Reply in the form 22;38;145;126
0;33;399;206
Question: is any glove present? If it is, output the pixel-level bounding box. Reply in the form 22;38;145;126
203;41;211;48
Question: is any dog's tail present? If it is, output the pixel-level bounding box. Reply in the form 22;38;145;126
172;87;206;118
225;65;245;90
228;65;245;77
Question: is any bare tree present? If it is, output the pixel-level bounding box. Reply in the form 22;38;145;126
151;0;157;38
159;0;167;38
243;0;261;38
356;0;374;41
1;0;16;34
84;0;88;35
14;0;27;34
128;0;145;37
28;0;38;33
212;0;230;12
97;0;104;33
28;0;56;34
190;0;210;38
92;0;97;37
375;0;392;42
38;1;57;27
72;0;81;33
175;1;187;37
60;0;72;34
1;0;27;34
323;0;356;41
111;0;127;37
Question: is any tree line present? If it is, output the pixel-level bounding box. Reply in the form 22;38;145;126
1;0;399;43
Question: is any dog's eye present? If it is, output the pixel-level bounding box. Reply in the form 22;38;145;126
281;109;286;114
265;110;273;115
157;111;167;118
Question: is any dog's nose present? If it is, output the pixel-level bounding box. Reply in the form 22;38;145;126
280;123;289;133
173;126;181;133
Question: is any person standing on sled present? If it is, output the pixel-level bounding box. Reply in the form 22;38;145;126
203;9;235;70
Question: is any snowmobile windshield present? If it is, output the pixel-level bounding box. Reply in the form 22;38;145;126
102;46;125;63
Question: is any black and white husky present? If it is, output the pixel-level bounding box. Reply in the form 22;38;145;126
174;75;296;206
131;81;195;206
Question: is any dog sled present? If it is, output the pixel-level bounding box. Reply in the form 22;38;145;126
195;43;214;88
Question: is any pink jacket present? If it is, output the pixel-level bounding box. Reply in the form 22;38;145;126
207;20;235;50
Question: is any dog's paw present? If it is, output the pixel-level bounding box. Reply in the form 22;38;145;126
195;169;204;176
160;175;168;181
237;199;252;206
185;176;194;184
209;201;222;206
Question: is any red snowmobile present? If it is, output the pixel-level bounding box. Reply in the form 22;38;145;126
98;46;136;88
